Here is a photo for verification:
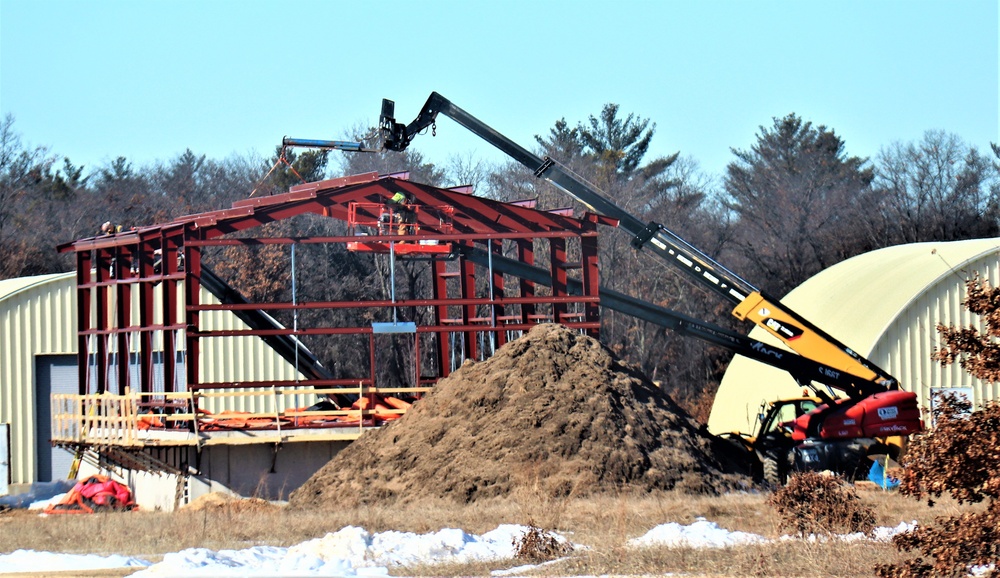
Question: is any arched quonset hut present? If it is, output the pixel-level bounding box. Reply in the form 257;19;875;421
0;272;305;490
708;238;1000;436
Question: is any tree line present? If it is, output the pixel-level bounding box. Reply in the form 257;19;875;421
2;109;998;420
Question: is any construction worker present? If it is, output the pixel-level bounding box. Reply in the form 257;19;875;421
100;221;122;235
387;192;417;234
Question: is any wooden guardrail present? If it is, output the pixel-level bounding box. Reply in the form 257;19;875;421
51;384;431;446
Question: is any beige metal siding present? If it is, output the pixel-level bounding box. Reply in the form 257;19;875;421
0;273;77;485
709;239;1000;435
1;273;306;484
874;250;1000;411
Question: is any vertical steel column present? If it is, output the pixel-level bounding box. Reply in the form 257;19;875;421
76;251;92;395
581;233;600;337
516;239;535;324
291;243;299;379
184;228;201;391
550;238;568;323
368;333;377;390
431;258;451;377
161;235;178;393
490;239;506;347
94;247;110;394
460;254;478;361
413;332;421;387
115;245;132;393
138;238;154;394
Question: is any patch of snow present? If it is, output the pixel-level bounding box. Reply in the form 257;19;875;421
28;492;67;510
871;520;918;542
0;550;148;573
0;519;932;576
0;480;74;509
628;517;769;548
130;545;374;577
130;524;548;577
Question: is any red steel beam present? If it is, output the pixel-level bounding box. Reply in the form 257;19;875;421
195;321;600;338
186;229;595;247
189;294;599;311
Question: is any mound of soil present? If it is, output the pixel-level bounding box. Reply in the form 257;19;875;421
182;492;278;513
290;324;744;508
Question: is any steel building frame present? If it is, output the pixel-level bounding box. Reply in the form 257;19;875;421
58;171;606;398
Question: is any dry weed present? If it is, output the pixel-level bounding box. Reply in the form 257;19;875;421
511;521;571;563
770;471;876;536
0;490;981;577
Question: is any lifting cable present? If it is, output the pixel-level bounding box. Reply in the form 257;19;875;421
248;148;308;198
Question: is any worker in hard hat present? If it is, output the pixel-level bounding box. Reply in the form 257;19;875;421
100;221;122;235
387;192;416;235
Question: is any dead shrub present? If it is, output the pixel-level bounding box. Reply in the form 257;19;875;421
875;394;1000;577
512;520;574;563
768;471;876;536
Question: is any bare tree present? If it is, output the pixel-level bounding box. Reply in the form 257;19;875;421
445;151;493;191
872;130;1000;244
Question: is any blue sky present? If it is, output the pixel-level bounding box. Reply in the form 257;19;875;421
1;0;997;180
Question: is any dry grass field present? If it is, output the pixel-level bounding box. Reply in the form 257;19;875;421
0;488;980;577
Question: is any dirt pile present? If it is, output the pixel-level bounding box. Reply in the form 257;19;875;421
290;323;744;508
181;492;278;513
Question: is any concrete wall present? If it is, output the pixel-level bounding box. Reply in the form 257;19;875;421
191;441;349;503
78;440;348;511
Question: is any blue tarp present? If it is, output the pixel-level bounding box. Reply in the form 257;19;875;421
868;458;901;490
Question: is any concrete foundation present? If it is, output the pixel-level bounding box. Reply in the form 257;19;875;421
78;440;349;511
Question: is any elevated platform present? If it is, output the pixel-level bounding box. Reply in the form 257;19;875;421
50;386;426;450
64;424;371;448
346;239;454;254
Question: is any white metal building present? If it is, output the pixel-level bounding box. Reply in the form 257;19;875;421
709;238;1000;436
0;271;308;488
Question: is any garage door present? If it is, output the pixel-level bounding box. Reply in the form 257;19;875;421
34;355;78;482
35;352;186;482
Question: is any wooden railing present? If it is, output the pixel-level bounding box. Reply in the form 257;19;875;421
51;385;431;446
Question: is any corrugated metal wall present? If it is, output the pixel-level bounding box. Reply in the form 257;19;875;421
1;273;77;485
1;273;310;484
873;251;1000;410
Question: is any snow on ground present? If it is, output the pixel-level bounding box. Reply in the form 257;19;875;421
627;517;768;548
628;517;919;549
131;524;537;577
0;550;148;574
0;519;921;576
0;481;73;510
0;524;548;577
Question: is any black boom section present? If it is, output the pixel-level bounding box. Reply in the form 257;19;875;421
199;266;334;383
459;245;882;399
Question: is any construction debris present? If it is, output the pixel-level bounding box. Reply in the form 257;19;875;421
43;475;136;514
